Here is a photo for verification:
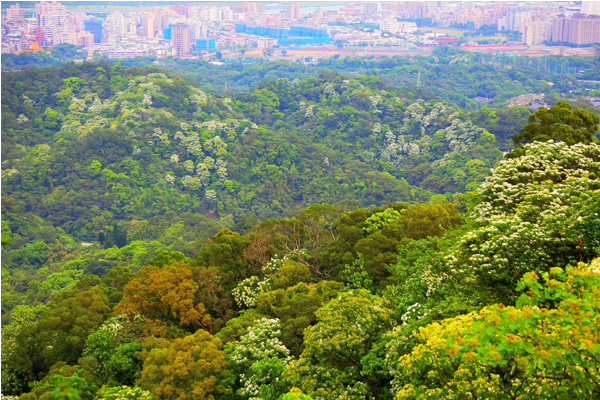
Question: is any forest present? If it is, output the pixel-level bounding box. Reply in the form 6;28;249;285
1;58;600;400
4;46;600;110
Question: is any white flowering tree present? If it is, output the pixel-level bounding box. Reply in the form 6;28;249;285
232;276;271;308
226;318;291;400
437;141;600;304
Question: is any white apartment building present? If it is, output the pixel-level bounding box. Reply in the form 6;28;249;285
103;11;136;42
498;8;531;32
36;1;69;44
581;1;600;16
7;4;25;23
523;19;553;45
195;7;233;22
379;19;417;34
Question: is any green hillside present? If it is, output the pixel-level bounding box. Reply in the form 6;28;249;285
2;59;600;400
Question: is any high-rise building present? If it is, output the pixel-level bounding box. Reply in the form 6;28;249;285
581;1;600;16
221;7;234;20
155;9;166;31
189;22;208;41
7;4;25;23
172;23;190;56
200;7;218;21
552;13;600;45
103;11;132;41
285;2;301;21
498;7;531;32
523;18;553;45
68;12;88;32
36;1;69;44
142;11;156;38
361;2;380;16
84;19;103;43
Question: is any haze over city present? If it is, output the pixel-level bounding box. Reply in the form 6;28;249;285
3;1;600;60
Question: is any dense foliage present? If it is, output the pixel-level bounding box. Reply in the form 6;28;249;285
5;47;600;111
2;57;599;400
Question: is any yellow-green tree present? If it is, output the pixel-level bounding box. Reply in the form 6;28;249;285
139;329;229;400
285;290;395;399
396;258;600;399
115;262;211;336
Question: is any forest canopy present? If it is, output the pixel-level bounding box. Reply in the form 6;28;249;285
2;58;599;400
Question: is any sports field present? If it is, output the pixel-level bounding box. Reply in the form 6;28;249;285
423;28;465;37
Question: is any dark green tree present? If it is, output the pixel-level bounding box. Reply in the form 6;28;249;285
511;101;599;156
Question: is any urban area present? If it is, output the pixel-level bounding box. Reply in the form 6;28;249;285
2;1;600;60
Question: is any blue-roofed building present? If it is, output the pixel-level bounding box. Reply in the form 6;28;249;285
84;19;103;44
235;23;331;45
197;38;216;51
164;24;173;40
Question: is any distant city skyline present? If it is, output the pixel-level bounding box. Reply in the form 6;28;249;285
2;1;600;59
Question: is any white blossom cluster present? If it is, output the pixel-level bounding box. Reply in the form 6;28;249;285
262;255;286;276
400;302;431;324
164;174;175;185
232;276;271;308
322;82;338;98
369;94;382;108
472;141;600;222
205;189;217;202
98;315;125;336
434;141;600;298
189;87;208;107
305;105;315;119
378;100;484;168
360;151;375;164
22;94;35;105
449;54;472;65
261;251;309;277
229;318;290;364
227;318;291;399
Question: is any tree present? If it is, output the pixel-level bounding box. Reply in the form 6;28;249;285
216;51;223;60
1;305;48;395
100;223;128;249
195;267;237;332
285;290;395;399
396;259;600;399
18;363;95;400
226;318;291;399
139;329;229;400
82;315;144;385
511;100;599;155
37;288;111;368
438;141;600;305
49;383;83;400
400;201;462;240
98;386;152;400
256;281;344;357
115;262;211;336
